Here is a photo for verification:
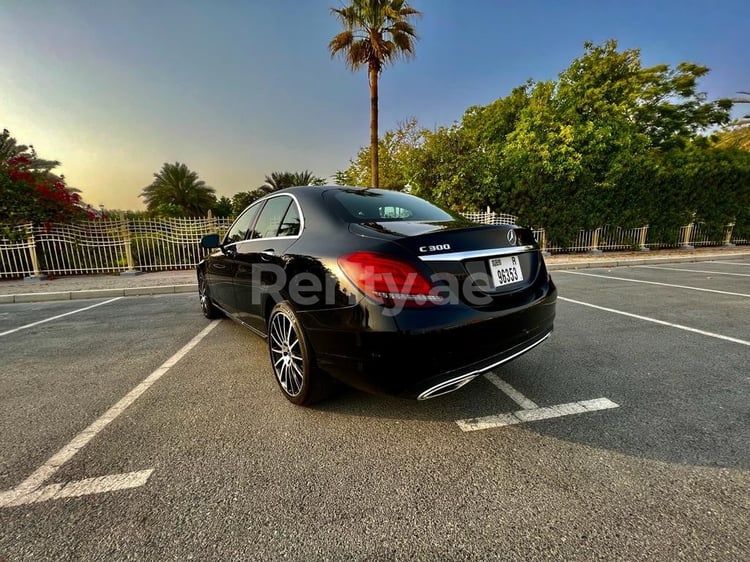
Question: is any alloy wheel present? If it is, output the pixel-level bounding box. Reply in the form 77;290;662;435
269;311;305;396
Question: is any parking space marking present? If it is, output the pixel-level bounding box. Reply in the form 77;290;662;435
458;372;618;432
457;398;619;432
560;297;750;346
707;260;750;267
484;372;539;409
0;297;123;337
558;271;750;298
635;265;750;277
0;470;154;507
0;320;221;508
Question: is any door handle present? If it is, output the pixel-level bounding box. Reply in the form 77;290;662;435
261;249;275;261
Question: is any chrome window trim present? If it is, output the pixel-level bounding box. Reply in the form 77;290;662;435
251;193;305;241
233;236;297;251
223;192;305;250
222;201;263;246
418;245;535;262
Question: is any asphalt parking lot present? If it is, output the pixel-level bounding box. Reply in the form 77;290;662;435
0;257;748;561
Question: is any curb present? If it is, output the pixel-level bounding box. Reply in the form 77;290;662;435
545;251;750;271
1;284;197;304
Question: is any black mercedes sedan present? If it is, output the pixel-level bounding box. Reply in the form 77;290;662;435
198;186;556;405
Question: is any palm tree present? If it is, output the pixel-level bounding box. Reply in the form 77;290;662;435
140;162;216;216
0;129;84;194
263;170;327;190
329;0;421;188
0;129;60;174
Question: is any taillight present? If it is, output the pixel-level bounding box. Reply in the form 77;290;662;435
338;251;443;308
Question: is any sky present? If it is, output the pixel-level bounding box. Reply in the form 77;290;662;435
1;0;748;211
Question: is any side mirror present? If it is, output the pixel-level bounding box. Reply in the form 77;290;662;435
200;233;221;249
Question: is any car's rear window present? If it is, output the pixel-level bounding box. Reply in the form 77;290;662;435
327;189;455;223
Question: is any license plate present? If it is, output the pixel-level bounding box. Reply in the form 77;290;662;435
489;255;523;288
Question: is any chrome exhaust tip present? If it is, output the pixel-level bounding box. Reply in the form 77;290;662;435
417;374;479;400
415;331;552;401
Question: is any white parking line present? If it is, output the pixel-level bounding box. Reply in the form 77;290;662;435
558;271;750;298
458;373;619;431
457;398;619;432
484;372;538;409
559;297;750;346
635;265;750;277
0;297;123;337
707;261;750;267
0;470;154;507
0;320;221;508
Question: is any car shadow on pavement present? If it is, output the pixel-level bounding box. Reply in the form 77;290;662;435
313;371;749;472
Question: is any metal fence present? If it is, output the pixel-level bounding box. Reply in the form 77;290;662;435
0;215;745;279
463;210;518;226
0;218;232;279
531;223;741;254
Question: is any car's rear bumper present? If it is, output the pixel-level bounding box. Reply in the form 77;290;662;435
300;283;556;399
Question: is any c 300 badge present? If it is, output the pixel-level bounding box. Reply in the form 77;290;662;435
419;243;451;253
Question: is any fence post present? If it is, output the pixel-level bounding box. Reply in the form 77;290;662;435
680;221;695;250
539;228;550;256
639;225;650;252
723;222;735;247
589;228;602;254
120;215;142;277
24;223;47;282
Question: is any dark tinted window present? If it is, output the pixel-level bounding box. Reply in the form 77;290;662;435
277;201;301;237
224;203;261;245
328;189;454;222
251;196;293;239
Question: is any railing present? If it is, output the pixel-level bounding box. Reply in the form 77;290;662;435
0;216;745;279
532;226;651;254
0;224;36;278
463;210;518;226
530;223;742;254
1;218;232;279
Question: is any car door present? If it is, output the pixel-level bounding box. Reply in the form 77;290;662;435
232;194;303;332
205;202;263;313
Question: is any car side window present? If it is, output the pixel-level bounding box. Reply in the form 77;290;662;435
251;196;293;239
224;203;261;245
277;201;301;237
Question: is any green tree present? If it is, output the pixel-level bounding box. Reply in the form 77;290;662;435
408;124;495;212
329;0;421;188
231;190;263;215
494;40;732;243
212;196;233;217
336;117;424;188
140;162;216;216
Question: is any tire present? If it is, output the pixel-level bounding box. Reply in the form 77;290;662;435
268;301;331;406
198;271;223;319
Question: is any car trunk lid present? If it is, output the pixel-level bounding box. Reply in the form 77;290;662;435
349;220;545;308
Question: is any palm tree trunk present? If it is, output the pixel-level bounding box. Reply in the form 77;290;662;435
369;64;379;188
